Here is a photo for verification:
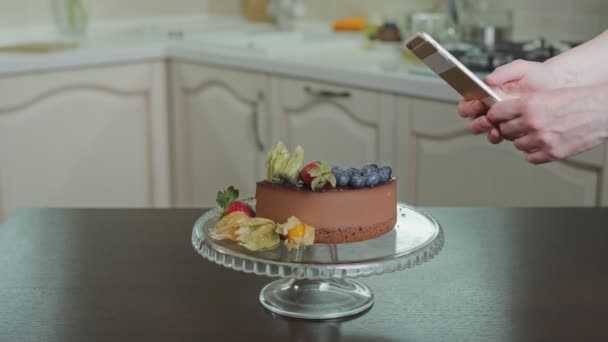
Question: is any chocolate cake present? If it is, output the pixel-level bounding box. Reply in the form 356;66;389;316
255;180;397;244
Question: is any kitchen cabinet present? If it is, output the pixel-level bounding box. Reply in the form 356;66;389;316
3;58;608;219
169;62;270;207
397;96;606;206
270;77;397;171
0;62;171;221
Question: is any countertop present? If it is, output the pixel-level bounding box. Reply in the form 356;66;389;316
0;16;461;102
2;207;608;341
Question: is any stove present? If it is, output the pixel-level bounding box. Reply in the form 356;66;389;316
447;38;580;72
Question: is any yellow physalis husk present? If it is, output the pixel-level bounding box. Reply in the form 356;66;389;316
279;145;303;184
265;141;304;185
236;217;280;251
209;211;249;241
266;141;289;182
276;216;315;250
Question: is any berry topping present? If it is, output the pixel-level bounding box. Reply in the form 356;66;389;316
216;186;255;217
300;161;337;191
349;174;365;189
379;166;392;181
363;164;379;172
346;168;360;176
224;201;255;217
378;167;391;183
331;166;344;175
336;172;351;187
365;172;380;187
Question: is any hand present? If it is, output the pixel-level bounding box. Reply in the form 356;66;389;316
458;60;562;143
486;85;608;164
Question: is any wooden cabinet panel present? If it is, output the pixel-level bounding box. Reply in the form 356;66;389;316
399;97;603;207
270;78;396;169
170;62;269;207
0;63;170;221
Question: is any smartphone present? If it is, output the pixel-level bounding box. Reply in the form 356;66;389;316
404;32;501;106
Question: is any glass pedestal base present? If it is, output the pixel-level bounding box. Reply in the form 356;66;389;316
259;278;374;320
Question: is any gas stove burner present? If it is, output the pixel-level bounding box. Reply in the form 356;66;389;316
448;38;579;72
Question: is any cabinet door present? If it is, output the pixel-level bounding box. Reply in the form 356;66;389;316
170;62;269;207
0;63;171;221
270;78;396;169
397;97;604;207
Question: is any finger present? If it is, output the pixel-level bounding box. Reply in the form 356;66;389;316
499;118;527;140
487;128;504;144
487;99;523;123
485;59;535;86
458;100;486;118
513;134;542;152
469;116;494;134
525;151;551;165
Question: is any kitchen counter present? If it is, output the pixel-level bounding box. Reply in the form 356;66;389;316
0;16;461;102
2;207;608;341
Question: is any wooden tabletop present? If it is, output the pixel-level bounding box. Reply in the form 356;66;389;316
1;208;608;342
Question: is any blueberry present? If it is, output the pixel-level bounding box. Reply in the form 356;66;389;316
379;166;392;180
346;168;360;176
364;164;379;172
332;166;344;174
336;172;350;187
366;172;380;187
378;168;390;183
361;167;373;176
349;175;365;189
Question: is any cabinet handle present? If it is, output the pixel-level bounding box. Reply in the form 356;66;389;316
304;86;351;98
253;91;265;152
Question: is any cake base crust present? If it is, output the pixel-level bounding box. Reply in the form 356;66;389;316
314;216;397;244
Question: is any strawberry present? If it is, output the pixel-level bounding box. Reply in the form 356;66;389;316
224;201;255;217
299;161;337;191
299;162;318;185
216;186;255;217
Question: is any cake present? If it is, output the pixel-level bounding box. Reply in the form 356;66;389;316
253;141;397;244
256;179;397;244
208;141;398;249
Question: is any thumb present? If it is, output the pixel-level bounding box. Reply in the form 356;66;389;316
485;60;536;86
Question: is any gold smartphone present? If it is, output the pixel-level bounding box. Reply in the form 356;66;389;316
405;32;501;106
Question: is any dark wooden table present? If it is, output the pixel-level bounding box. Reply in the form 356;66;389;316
1;208;608;342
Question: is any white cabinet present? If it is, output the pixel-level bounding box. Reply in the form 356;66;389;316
169;62;269;207
270;77;397;170
0;62;171;221
3;59;608;217
397;96;606;206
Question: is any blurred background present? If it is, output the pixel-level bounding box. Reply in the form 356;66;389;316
1;0;605;41
1;0;607;222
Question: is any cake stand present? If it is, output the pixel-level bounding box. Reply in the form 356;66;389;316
191;199;443;320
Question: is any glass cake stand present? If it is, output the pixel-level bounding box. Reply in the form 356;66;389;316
191;199;444;320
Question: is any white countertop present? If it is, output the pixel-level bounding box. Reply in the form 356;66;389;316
0;16;461;102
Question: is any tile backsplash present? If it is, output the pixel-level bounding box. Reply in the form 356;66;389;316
0;0;605;42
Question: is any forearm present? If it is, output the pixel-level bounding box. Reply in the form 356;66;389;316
544;30;608;87
587;84;608;141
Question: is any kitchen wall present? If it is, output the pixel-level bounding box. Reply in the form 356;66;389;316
303;0;608;42
0;0;216;27
0;0;605;42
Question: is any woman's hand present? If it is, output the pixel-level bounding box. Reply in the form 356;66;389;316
486;85;608;164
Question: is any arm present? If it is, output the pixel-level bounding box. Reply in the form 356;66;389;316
544;30;608;88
